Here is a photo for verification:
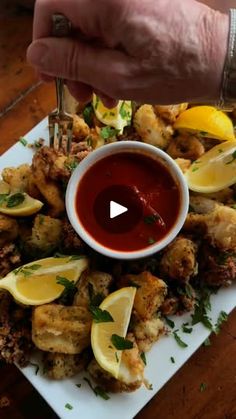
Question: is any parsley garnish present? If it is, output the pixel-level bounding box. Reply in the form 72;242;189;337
191;287;213;330
76;383;81;388
199;131;207;136
164;317;175;329
200;383;207;392
119;101;131;122
19;136;28;146
65;403;73;410
115;352;119;363
65;159;79;172
148;237;156;245
6;193;25;208
215;310;228;334
89;306;114;323
83;377;110;400
56;276;77;303
173;330;188;348
29;361;40;375
144;214;160;224
226;150;236;165
0;194;8;205
192;167;199;172
182;325;193;334
218;149;223;154
83;104;94;127
13;264;41;277
69;255;84;261
170;356;175;364
140;352;147;365
111;334;133;350
88;282;105;307
100;126;119;140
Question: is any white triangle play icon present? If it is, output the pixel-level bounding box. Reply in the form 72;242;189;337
110;201;128;219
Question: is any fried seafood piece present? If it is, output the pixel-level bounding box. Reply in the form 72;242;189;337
2;164;31;192
199;244;236;286
166;133;205;161
72;114;90;140
159;236;198;283
154;103;188;123
73;271;113;309
0;214;19;247
0;243;21;278
0;290;32;366
32;148;65;216
185;196;236;251
160;296;179;316
175;158;191;174
32;304;92;354
200;188;234;205
134;105;173;149
132;316;164;352
43;351;90;379
23;215;62;257
87;334;144;393
117;272;167;320
70;140;92;162
61;218;85;253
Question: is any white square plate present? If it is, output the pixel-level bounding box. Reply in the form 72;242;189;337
0;117;235;419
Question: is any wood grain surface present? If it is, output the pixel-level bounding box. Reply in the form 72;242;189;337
0;2;235;419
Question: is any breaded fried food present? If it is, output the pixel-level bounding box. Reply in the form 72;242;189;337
185;197;236;251
134;105;173;149
160;236;198;283
43;351;90;379
0;243;21;278
132;317;164;352
72;114;90;141
154;103;188;123
0;214;19;247
32;305;92;354
167;133;205;161
175;158;191;174
87;334;144;393
199;244;236;286
2;164;31;192
73;271;113;309
118;272;167;320
61;218;85;253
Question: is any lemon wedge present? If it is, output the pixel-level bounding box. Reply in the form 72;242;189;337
0;256;88;305
91;287;136;379
186;140;236;193
92;94;132;133
174;106;235;141
0;192;43;216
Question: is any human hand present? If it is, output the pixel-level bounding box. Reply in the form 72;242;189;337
27;0;229;105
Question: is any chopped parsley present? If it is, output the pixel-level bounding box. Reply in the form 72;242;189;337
69;255;85;261
182;325;193;334
119;101;131;122
199;131;207;136
115;352;119;363
76;383;81;388
83;377;110;400
173;330;188;348
88;282;105;307
29;362;40;375
83;104;94;126
140;352;147;365
100;126;119;140
0;194;8;205
56;276;77;304
218;149;223;154
148;237;156;245
89;306;114;323
215;311;228;334
203;337;211;346
226;150;236;165
65;403;73;410
65;160;79;172
6;192;25;208
164;317;175;329
111;334;133;350
192;167;199;172
170;357;175;364
144;214;160;225
13;264;41;277
191;287;213;330
199;383;207;392
19;136;28;146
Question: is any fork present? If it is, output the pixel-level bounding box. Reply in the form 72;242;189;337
48;14;73;154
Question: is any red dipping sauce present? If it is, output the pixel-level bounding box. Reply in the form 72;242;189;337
76;152;181;252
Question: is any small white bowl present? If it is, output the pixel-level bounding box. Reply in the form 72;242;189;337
66;141;189;260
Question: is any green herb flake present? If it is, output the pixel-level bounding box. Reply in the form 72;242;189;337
215;310;228;334
182;325;193;334
148;237;156;245
192;167;199;172
148;383;153;391
115;352;119;363
19;136;28;146
144;214;160;225
173;331;188;348
65;160;79;172
56;276;77;304
185;283;194;298
83;105;94;127
164;317;175;329
88;282;105;307
6;192;25;208
109;112;115;116
191;287;213;330
199;131;207;136
140;352;147;365
26;264;42;271
200;383;207;392
65;403;73;410
102;112;108;119
76;383;81;388
218;149;223;154
90;306;114;323
231;204;236;209
203;337;211;346
69;255;84;261
226;150;236;165
83;377;110;400
100;126;119;140
111;334;133;350
0;194;8;205
29;362;40;375
170;356;175;364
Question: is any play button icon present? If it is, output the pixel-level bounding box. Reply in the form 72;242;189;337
110;201;128;219
93;184;143;234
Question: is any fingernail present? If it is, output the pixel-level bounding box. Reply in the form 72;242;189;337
27;42;49;68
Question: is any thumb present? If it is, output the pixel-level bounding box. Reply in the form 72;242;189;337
27;37;134;99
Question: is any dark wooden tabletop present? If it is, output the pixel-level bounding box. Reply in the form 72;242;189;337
0;2;236;419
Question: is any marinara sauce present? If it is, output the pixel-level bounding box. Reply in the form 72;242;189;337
75;152;181;252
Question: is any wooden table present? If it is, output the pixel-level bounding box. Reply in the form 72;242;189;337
0;2;236;418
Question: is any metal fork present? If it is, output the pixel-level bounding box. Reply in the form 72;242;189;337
48;14;73;153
